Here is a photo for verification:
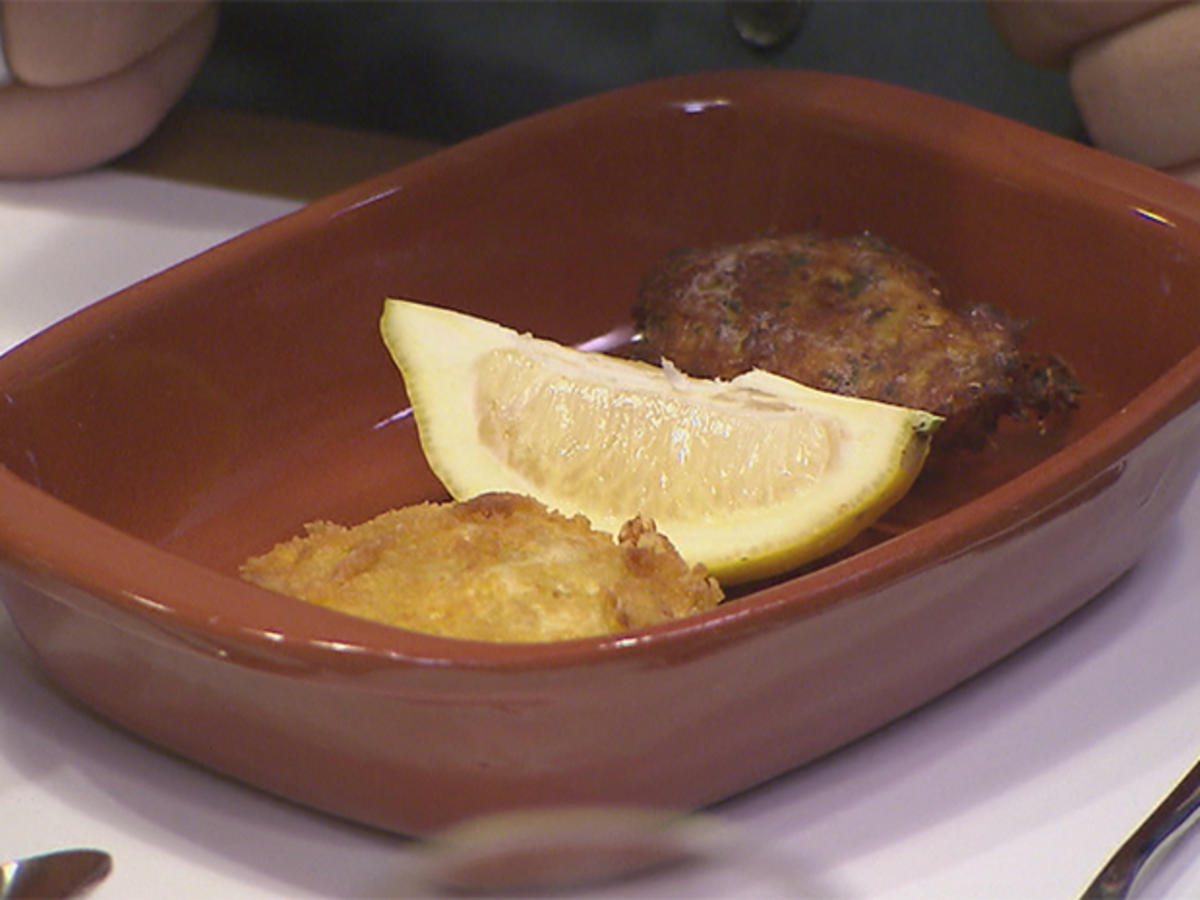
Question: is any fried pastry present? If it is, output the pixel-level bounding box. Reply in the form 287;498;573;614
635;232;1080;447
241;492;722;642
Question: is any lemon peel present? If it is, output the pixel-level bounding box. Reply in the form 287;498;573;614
381;299;941;584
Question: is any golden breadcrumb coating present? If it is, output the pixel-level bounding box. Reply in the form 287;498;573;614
240;492;723;642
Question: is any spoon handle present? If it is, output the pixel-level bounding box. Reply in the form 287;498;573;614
1081;756;1200;899
0;849;111;899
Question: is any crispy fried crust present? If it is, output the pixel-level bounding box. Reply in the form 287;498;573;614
240;492;723;643
635;232;1080;447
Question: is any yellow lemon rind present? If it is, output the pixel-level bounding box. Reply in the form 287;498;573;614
381;298;940;584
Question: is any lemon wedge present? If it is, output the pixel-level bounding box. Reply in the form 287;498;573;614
381;299;941;584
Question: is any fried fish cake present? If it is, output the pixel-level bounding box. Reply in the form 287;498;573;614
240;492;723;643
635;232;1080;448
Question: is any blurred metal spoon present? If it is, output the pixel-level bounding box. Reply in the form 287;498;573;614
1082;755;1200;898
0;849;111;899
409;805;804;896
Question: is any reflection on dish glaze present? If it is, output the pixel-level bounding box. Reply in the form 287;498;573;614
372;405;414;430
327;185;405;221
1132;207;1176;228
309;638;370;653
126;593;173;616
674;97;732;115
573;322;638;353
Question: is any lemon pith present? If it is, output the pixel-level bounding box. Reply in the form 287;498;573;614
381;299;941;584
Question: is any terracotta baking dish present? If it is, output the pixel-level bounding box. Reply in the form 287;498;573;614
2;71;1200;836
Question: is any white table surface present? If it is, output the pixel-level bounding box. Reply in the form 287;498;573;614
2;169;1200;899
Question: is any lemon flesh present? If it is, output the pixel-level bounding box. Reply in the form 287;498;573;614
381;299;941;584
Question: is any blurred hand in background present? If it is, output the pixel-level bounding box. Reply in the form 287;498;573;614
0;0;215;177
991;0;1200;186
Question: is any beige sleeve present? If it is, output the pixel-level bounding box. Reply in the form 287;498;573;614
989;1;1180;65
990;1;1200;186
1070;3;1200;172
0;3;217;177
0;1;212;87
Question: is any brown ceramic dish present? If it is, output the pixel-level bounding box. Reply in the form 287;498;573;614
2;71;1200;836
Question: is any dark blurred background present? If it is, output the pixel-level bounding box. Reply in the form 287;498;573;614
185;1;1083;145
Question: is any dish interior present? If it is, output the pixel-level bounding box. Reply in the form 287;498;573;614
3;71;1200;610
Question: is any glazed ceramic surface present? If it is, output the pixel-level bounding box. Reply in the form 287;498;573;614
2;71;1200;835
